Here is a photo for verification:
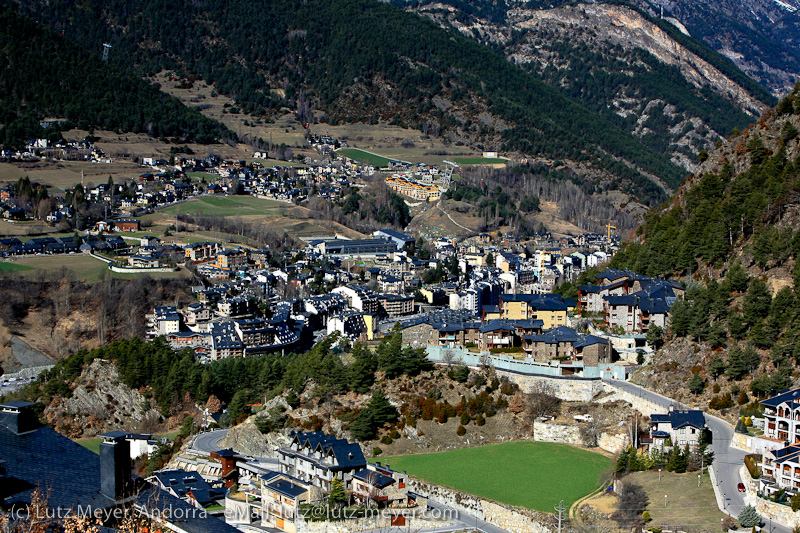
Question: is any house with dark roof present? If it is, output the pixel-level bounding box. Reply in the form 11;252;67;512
648;409;706;451
147;469;226;509
351;462;418;509
760;443;800;496
0;402;239;533
761;387;800;444
277;431;367;492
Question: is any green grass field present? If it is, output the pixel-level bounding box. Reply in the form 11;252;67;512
625;470;724;532
2;254;188;282
158;196;287;217
0;262;34;273
336;148;391;168
384;442;610;512
452;157;507;165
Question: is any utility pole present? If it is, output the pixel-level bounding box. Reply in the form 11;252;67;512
554;500;566;533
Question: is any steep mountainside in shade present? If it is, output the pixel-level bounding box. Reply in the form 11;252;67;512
0;7;233;148
610;85;800;280
5;0;688;203
630;0;800;96
402;1;775;172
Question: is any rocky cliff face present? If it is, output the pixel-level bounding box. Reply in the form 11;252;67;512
43;360;166;438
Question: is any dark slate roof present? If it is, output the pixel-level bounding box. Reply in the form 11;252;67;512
352;468;395;489
772;444;800;464
524;326;580;344
574;335;608;349
0;423;110;510
650;414;670;424
670;410;705;429
265;478;308;499
761;388;800;408
479;319;516;333
604;295;639;306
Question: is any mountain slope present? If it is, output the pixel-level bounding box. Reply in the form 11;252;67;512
400;1;775;172
631;0;800;95
610;85;800;279
6;0;688;202
0;7;233;148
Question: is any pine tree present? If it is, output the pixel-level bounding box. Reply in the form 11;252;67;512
328;475;347;509
688;372;705;395
349;343;377;394
738;504;761;528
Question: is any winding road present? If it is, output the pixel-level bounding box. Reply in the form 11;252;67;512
604;378;791;533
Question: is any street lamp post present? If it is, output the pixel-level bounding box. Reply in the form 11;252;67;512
664;494;667;508
698;474;701;487
659;468;662;482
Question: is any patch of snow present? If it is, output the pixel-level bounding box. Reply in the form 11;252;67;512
772;0;798;12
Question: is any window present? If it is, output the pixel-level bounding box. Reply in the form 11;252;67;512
679;440;686;445
680;428;686;434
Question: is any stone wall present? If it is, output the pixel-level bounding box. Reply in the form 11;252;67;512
496;371;602;402
755;497;800;529
295;513;449;533
407;477;554;533
533;421;582;445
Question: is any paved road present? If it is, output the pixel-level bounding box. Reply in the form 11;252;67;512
191;429;228;453
604;378;792;533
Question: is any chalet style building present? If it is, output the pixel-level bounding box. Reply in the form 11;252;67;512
277;431;367;492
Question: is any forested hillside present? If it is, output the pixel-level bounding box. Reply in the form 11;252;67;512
401;0;775;172
5;0;688;202
608;85;800;411
0;8;233;148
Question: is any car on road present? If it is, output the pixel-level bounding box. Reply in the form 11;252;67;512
738;482;746;493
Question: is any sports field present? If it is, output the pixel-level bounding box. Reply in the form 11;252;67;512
336;148;391;168
384;441;610;512
158;196;287;217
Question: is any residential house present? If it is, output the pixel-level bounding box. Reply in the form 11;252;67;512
277;431;367;492
648;410;706;451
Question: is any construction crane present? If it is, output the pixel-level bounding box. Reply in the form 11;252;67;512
441;160;460;187
606;223;617;241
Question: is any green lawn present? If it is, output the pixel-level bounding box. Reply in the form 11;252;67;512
0;262;35;273
3;254;187;282
159;196;286;217
452;157;507;165
626;470;725;532
336;148;391;168
384;441;610;512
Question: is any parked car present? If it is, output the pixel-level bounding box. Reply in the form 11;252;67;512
738;482;746;493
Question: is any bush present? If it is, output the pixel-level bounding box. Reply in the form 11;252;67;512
372;447;382;456
744;454;761;479
476;413;485;426
380;435;393;445
709;393;734;410
460;412;470;425
642;510;652;523
456;424;466;436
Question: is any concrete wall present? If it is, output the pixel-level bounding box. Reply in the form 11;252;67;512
109;264;178;273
